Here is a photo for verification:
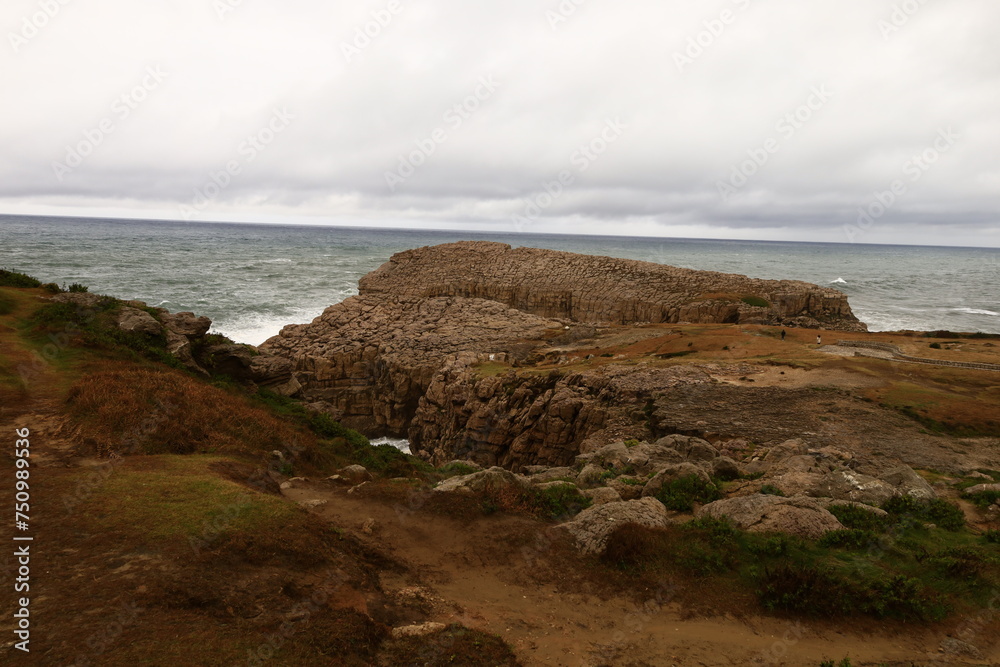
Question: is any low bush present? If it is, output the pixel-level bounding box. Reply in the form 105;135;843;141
759;484;786;497
758;565;944;620
655;474;723;512
0;268;41;288
964;488;1000;510
818;529;877;550
883;496;965;531
827;504;891;533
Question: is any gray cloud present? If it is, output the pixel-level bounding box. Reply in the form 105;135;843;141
1;0;998;246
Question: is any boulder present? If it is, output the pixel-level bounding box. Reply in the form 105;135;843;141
165;330;209;376
161;311;212;337
641;463;711;499
581;487;622;506
711;456;742;481
880;466;936;500
529;467;578;484
626;441;684;471
434;466;530;494
809;470;897;507
116;307;162;336
608;477;645;501
559;497;670;555
339;465;372;485
768;472;825;497
576;441;630;469
763;439;808;463
697;494;843;539
576;463;607;487
678;439;719;462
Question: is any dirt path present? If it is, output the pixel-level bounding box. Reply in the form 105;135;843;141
284;482;995;666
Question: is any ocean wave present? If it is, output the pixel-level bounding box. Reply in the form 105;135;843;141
952;307;1000;317
370;437;411;454
211;308;326;346
262;258;293;264
830;277;847;284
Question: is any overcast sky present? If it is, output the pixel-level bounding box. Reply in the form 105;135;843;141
1;1;998;246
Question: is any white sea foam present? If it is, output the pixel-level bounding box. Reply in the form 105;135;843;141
212;308;326;346
953;307;999;317
830;277;847;284
370;436;411;454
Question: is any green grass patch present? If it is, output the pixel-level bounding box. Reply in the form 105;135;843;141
77;456;299;545
655;474;723;511
741;296;771;309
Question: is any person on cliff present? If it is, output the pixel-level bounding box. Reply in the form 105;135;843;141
816;334;822;346
781;329;786;341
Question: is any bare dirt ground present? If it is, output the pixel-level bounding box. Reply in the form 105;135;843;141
284;482;998;666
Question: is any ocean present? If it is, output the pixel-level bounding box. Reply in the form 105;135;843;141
2;215;999;344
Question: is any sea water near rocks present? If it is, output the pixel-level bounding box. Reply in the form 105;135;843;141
2;215;998;344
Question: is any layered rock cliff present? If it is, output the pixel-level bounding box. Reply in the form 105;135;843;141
261;242;869;459
359;242;865;330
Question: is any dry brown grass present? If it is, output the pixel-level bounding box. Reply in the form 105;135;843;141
65;362;317;457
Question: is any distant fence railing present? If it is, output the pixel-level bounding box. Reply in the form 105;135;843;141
837;340;1000;372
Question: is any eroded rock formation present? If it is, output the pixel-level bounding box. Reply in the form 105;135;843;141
359;242;865;330
262;242;866;451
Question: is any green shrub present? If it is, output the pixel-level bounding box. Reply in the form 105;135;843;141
439;462;479;476
0;269;41;288
535;484;591;519
656;474;723;512
883;496;965;531
984;530;1000;544
827;504;891;533
758;565;853;617
819;529;877;550
759;484;786;497
67;283;89;293
964;488;1000;510
758;566;943;620
927;547;986;580
41;282;61;294
929;342;942;349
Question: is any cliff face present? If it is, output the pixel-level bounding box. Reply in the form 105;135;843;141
262;242;869;457
261;293;564;436
359;242;865;330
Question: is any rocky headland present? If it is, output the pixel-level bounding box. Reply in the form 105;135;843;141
261;242;867;455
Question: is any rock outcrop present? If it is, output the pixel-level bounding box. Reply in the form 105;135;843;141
697;494;844;539
359;242;865;330
558;497;671;555
261;242;866;450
